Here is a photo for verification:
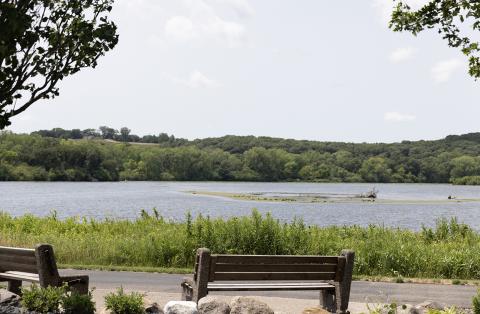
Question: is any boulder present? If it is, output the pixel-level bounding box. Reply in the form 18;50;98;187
229;297;274;314
198;296;230;314
410;301;446;314
164;301;198;314
0;289;21;314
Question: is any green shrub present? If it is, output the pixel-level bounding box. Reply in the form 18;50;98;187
426;307;459;314
62;290;96;314
473;289;480;314
105;287;144;314
366;302;399;314
21;284;65;313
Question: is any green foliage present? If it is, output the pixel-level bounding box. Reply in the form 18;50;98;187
62;290;96;314
5;130;480;184
104;287;144;314
426;307;459;314
0;0;119;129
389;0;480;79
21;284;65;313
451;176;480;185
421;217;473;243
359;157;392;183
21;284;96;314
365;303;460;314
2;210;480;279
473;289;480;314
365;302;400;314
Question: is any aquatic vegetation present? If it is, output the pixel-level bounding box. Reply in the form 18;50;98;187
0;210;480;279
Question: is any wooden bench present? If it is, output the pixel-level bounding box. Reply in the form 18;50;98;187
0;244;89;295
181;248;355;314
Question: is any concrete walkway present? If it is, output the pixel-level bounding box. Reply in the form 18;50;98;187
61;269;478;312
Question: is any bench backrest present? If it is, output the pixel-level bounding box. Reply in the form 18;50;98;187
0;244;61;286
0;246;38;273
193;249;347;283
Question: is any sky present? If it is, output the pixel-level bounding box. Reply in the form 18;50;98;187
7;0;480;143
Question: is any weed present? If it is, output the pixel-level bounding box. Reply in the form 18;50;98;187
21;284;65;313
473;289;480;314
62;290;96;314
104;287;144;314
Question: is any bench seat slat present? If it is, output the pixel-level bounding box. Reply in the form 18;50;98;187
0;271;39;282
209;282;335;287
214;272;336;281
207;282;333;286
215;263;337;273
4;271;39;278
216;255;339;265
208;283;335;291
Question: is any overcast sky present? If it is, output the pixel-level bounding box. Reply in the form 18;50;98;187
7;0;480;143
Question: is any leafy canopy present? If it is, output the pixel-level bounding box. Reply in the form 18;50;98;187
0;0;118;129
389;0;480;79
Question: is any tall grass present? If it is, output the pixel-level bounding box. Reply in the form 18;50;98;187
0;209;479;279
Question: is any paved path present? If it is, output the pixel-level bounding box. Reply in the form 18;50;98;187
62;269;478;307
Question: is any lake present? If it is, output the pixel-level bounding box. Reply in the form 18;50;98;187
1;181;480;230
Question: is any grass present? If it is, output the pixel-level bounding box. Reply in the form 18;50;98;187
60;264;191;274
1;209;480;280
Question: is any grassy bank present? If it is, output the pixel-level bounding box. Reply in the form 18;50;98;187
0;209;479;280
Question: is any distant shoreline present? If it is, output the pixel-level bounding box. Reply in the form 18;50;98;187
3;131;480;185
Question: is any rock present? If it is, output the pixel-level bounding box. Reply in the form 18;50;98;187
229;297;274;314
198;296;230;314
0;290;21;314
410;301;446;314
416;301;445;310
146;302;164;313
302;307;330;314
164;301;198;314
400;304;413;314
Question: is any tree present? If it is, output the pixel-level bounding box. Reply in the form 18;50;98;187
390;0;480;79
99;126;117;139
158;133;170;143
244;147;291;181
450;155;480;178
0;0;119;129
359;157;392;183
120;127;130;142
81;128;100;138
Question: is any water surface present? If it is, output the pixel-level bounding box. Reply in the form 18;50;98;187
1;182;479;230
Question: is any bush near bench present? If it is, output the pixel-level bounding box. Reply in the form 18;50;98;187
20;284;95;314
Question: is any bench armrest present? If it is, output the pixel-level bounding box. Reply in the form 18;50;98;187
181;277;194;301
59;275;89;295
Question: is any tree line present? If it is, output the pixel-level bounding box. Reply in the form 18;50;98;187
2;128;480;184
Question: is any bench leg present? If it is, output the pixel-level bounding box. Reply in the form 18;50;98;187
320;290;336;313
7;280;22;295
